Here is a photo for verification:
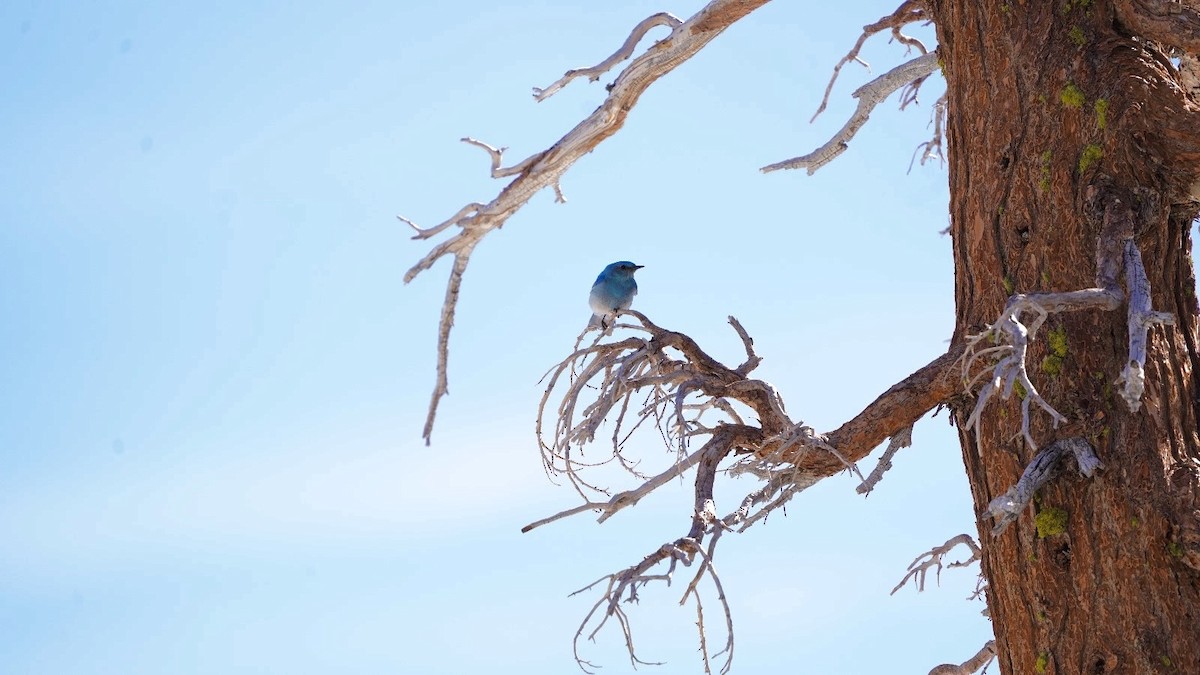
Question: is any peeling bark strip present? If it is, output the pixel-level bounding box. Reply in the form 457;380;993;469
401;0;771;444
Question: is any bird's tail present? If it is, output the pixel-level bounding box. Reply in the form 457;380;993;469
588;313;605;329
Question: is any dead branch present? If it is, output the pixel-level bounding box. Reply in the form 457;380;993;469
809;0;931;122
909;91;948;172
961;290;1116;452
528;310;967;672
959;188;1182;451
532;12;684;101
402;0;772;444
857;425;913;495
891;533;982;594
762;51;940;175
928;640;998;675
987;437;1104;536
1116;239;1176;411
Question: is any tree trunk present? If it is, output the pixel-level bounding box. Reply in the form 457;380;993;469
931;1;1200;672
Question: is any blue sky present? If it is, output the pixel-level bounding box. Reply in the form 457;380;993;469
1;2;998;673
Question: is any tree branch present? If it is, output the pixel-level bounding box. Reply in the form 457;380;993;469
891;533;982;594
529;311;966;672
808;0;931;122
532;12;684;101
961;290;1117;452
762;51;940;175
1114;0;1200;53
987;437;1104;536
928;640;997;675
1116;239;1176;411
403;0;772;443
857;425;912;495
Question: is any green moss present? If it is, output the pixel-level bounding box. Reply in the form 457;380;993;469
1131;516;1140;527
1035;651;1049;673
1079;143;1104;173
1035;507;1068;538
1060;83;1086;109
1094;98;1109;129
1168;541;1184;558
1047;325;1068;356
1068;26;1086;46
1042;323;1068;373
1003;276;1015;294
1014;380;1028;400
1162;655;1174;668
1037;93;1048;104
998;204;1006;215
1041;270;1051;286
1036;610;1047;623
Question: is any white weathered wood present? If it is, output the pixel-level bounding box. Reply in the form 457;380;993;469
987;437;1104;536
762;52;939;175
403;0;772;444
1116;239;1175;412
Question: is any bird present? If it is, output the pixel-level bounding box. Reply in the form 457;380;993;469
588;261;643;330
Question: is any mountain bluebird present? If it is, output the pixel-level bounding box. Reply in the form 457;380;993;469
588;261;643;329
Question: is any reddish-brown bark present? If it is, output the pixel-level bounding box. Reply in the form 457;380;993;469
929;1;1200;672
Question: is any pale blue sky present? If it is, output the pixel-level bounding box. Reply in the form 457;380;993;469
1;2;997;673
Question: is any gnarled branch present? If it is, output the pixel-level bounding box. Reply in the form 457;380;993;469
532;12;684;101
403;0;772;443
809;0;931;122
527;311;966;671
762;51;940;175
987;437;1103;536
891;533;982;594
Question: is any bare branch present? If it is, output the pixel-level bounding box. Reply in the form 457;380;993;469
810;0;931;123
961;291;1119;451
892;533;982;594
909;91;947;172
928;640;998;675
987;437;1104;536
762;51;940;175
1116;239;1176;411
532;12;684;101
460;137;540;178
530;311;967;672
822;344;964;471
420;249;473;444
397;202;483;240
404;0;772;442
857;424;913;495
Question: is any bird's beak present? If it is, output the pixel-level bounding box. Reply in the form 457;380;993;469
634;265;645;270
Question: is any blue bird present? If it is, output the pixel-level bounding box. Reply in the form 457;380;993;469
588;261;643;330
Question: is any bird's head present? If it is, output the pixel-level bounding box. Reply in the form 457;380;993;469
605;261;644;277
